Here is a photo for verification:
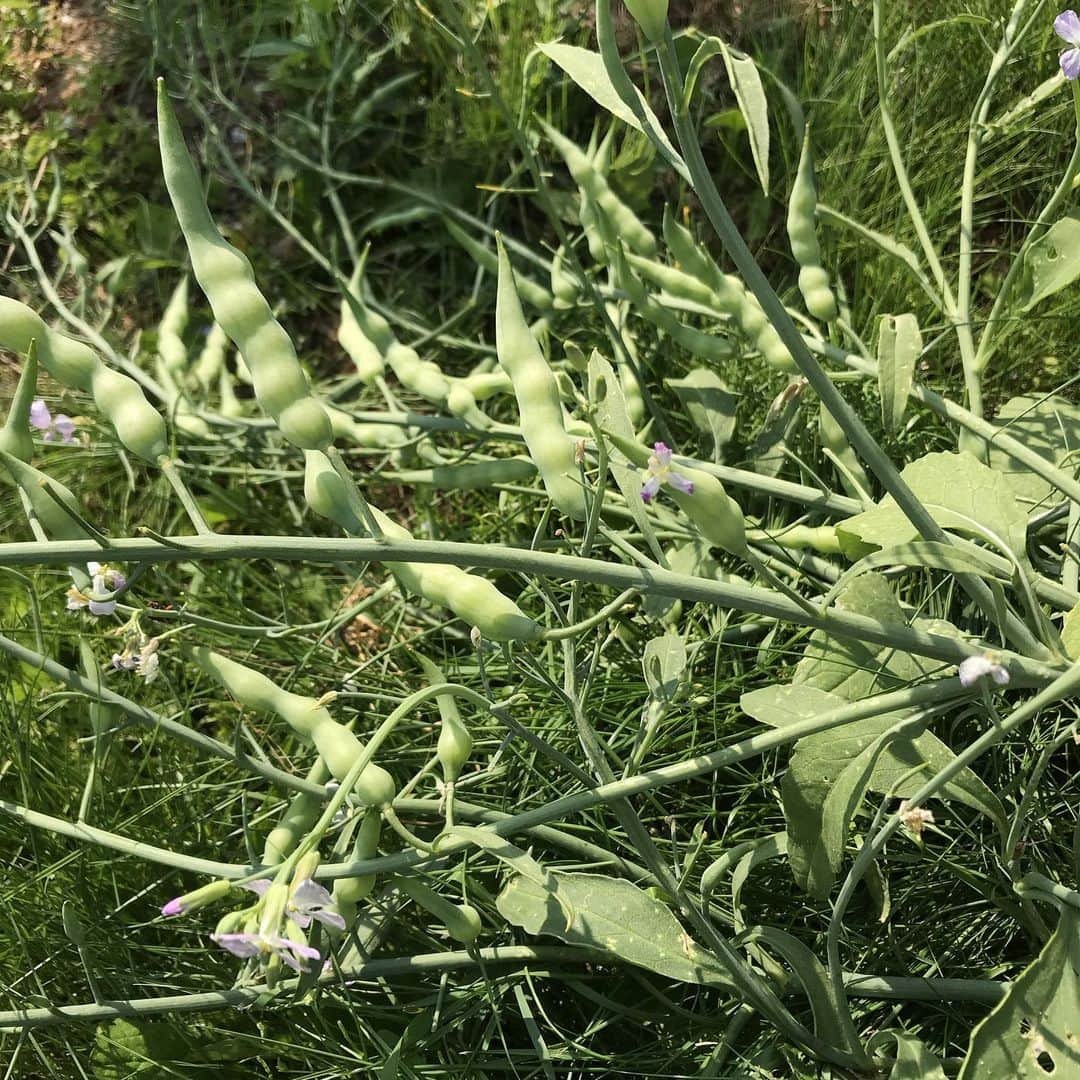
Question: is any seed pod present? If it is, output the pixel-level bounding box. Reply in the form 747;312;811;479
787;126;838;323
540;121;657;257
394;876;482;945
193;322;229;390
156;80;332;450
818;400;870;499
445;381;491;429
0;342;38;462
217;364;245;419
333;810;381;924
157;276;190;377
0;450;92;540
384;342;451;405
662;206;725;292
459;370;512;401
310;721;397;805
325;405;410;450
417;654;473;784
262;758;329;864
550;245;580;309
339;258;392;385
393;457;537;490
496;236;588;521
445;218;553;311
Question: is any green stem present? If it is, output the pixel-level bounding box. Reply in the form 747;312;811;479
159;457;213;535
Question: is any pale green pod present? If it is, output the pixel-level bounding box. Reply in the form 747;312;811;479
0;449;92;540
550;245;579;309
262;774;326;864
157;275;190;377
0;344;38;462
819;401;870;499
333;810;381;921
217;365;245;419
445;381;491;429
459;370;512;401
339;260;391;385
496;236;588;521
156;80;332;450
394;457;537;490
417;655;473;785
304;448;365;533
385;342;451;405
192;322;229;390
325;406;410;450
92;364;178;453
540;120;657;257
310;720;396;804
787;127;838;323
187;645;332;740
624;251;717;309
395;876;482;944
445;219;553;311
662;206;724;291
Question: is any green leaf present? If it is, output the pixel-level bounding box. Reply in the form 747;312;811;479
989;394;1080;503
496;871;733;988
537;43;680;165
685;37;770;193
871;1031;948;1079
1064;602;1080;661
1020;214;1080;311
877;313;921;433
642;633;688;702
664;369;737;461
836;452;1030;566
959;907;1080;1078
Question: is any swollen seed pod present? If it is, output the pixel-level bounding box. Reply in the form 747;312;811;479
393;457;537;490
417;655;473;785
339;260;392;386
459;370;512;401
309;719;397;805
192;322;229;390
0;344;38;462
303;449;365;533
787;127;838;323
217;365;245;419
394;877;482;945
445;381;491;430
384;342;451;405
540;121;657;257
91;364;177;455
0;450;92;540
156;81;332;451
819;401;870;500
550;246;580;309
157;276;190;378
496;236;588;521
662;206;724;291
262;758;329;864
333;810;381;924
445;219;554;311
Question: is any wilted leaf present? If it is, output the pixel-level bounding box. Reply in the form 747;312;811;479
878;313;921;433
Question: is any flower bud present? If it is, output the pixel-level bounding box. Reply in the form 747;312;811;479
161;878;233;917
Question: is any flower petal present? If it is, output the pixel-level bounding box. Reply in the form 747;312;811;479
1061;45;1080;79
312;907;347;931
990;664;1011;685
958;655;993;687
652;442;672;465
1055;10;1080;47
211;932;263;959
667;471;695;496
29;400;51;430
291;878;335;911
641;475;662;503
241;879;272;896
54;415;76;443
161;898;185;917
88;598;118;617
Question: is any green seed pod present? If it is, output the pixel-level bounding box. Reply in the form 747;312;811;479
309;720;397;805
819;401;870;499
303;448;365;533
262;757;329;864
385;342;451;405
395;876;482;945
459;370;512;401
540;120;657;257
214;909;248;937
445;381;491;429
156;80;332;451
496;236;588;521
186;645;332;740
0;450;92;540
394;457;537;490
333;810;381;919
89;365;172;459
662;206;725;292
787;126;838;323
339;258;392;385
217;364;245;419
550;245;580;309
157;276;190;377
193;322;229;390
417;655;473;784
61;901;86;946
445;218;553;311
324;406;410;450
0;342;38;462
624;250;717;309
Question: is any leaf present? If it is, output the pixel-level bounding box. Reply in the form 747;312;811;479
537;43;681;165
1020;214;1080;311
836;452;1030;566
664;369;737;460
877;313;921;433
959;907;1080;1078
989;394;1080;503
872;1031;948;1079
496;871;733;988
643;633;688;702
685;37;770;193
1064;602;1080;661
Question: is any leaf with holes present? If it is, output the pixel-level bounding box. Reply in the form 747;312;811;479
958;907;1080;1078
1019;214;1080;311
496;871;733;988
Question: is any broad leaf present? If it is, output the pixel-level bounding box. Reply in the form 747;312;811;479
1064;601;1080;661
665;368;737;460
537;43;681;165
496;871;733;988
870;1031;948;1080
836;452;1029;566
643;633;688;702
877;313;921;433
959;907;1080;1078
989;394;1080;503
1020;214;1080;311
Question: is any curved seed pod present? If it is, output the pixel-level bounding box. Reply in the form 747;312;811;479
445;219;553;311
303;449;541;641
0;343;38;461
540;120;657;257
394;876;482;945
460;370;512;401
0;298;168;460
325;405;410;450
339;258;392;386
818;401;870;500
496;236;588;521
262;758;329;864
157;276;190;378
384;342;451;405
156;80;332;451
624;250;717;309
393;457;537;490
445;381;491;429
417;654;473;785
333;810;381;925
217;364;245;419
0;450;93;540
550;245;580;309
787;126;838;323
310;721;396;805
192;322;229;390
662;206;725;290
186;645;332;740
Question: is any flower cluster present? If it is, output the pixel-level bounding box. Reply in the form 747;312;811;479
30;400;76;445
66;563;126;617
640;442;694;504
111;633;161;685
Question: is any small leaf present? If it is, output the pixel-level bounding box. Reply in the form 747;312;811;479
685;37;770;193
958;907;1080;1079
496;871;733;988
877;313;921;433
1020;214;1080;311
664;369;737;460
642;633;688;702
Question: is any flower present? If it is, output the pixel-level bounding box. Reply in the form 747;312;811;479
161;898;185;917
112;635;160;684
1056;11;1080;79
210;931;321;973
898;800;935;838
641;442;695;504
286;879;346;931
958;654;1010;688
30;399;77;445
66;563;126;617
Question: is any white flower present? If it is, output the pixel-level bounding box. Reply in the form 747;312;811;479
898;800;935;838
958;654;1010;688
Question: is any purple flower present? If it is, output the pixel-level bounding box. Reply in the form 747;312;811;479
211;931;321;973
286;879;346;931
161;898;185;917
958;654;1010;688
640;442;695;504
30;399;77;445
1055;11;1080;79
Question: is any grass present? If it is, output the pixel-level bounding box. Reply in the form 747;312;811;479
1;0;1079;1077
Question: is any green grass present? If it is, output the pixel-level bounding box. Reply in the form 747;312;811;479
2;1;1079;1077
